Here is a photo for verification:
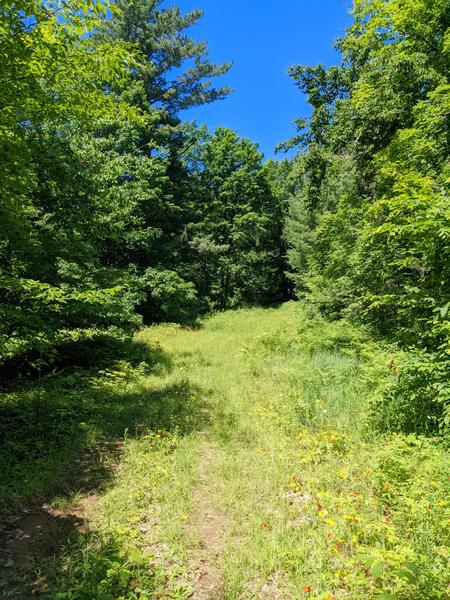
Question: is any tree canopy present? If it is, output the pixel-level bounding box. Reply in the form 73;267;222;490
1;0;448;432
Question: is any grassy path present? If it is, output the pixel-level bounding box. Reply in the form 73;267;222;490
2;303;448;599
80;304;377;599
148;303;320;599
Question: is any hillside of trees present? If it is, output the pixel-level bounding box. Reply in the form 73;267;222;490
0;1;449;598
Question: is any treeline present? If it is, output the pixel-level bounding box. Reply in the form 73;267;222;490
0;0;289;378
283;0;450;433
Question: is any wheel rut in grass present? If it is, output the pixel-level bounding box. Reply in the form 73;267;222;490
189;440;226;600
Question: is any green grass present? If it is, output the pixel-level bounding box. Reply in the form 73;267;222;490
1;303;449;599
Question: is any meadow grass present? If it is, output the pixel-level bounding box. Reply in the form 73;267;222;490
1;303;448;599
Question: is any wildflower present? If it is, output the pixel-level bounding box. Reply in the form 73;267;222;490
383;482;392;490
326;518;336;526
343;514;361;523
332;540;343;553
303;585;312;593
260;522;269;529
127;516;141;524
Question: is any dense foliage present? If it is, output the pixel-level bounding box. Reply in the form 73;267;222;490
1;0;448;436
284;0;450;432
0;0;289;378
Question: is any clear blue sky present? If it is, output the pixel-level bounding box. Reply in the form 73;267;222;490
172;0;353;158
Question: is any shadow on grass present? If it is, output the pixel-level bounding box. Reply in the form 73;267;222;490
0;331;173;390
2;507;171;599
0;337;209;599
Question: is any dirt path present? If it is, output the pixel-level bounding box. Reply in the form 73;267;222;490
0;442;122;599
189;441;226;600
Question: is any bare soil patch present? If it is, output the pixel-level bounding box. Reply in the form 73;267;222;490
0;441;123;599
189;441;227;600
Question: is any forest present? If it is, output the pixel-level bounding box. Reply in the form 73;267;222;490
0;0;449;598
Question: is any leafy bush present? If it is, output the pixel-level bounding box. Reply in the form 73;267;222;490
0;275;142;384
370;350;450;435
45;528;156;599
137;268;199;325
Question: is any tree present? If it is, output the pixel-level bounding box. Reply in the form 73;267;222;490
0;0;143;370
100;0;231;113
283;0;450;430
184;128;289;309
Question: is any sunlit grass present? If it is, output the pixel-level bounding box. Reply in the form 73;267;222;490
1;302;448;598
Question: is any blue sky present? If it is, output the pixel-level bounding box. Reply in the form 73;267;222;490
172;0;353;158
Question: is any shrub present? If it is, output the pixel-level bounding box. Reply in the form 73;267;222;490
370;350;450;435
137;268;199;325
